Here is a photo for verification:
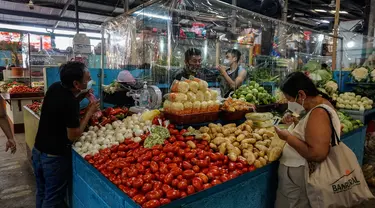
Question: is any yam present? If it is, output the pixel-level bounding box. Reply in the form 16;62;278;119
254;160;262;168
253;133;262;141
223;123;236;128
233;142;240;147
236;134;246;142
241;138;256;144
244;151;255;165
259;157;267;166
259;151;265;157
228;152;238;162
212;137;226;145
255;144;268;152
234;129;242;136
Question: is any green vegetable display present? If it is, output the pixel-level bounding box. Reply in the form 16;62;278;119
337;111;364;134
232;81;276;105
144;126;170;148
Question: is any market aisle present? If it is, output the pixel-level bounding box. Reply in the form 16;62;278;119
0;132;35;208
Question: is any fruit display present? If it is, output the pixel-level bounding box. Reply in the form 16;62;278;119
9;85;43;94
103;81;121;94
186;119;282;169
246;112;276;128
337;111;364;134
334;92;373;110
0;81;24;93
221;98;255;112
164;77;220;115
83;107;129;127
81;121;259;207
26;101;42;116
232;81;276;105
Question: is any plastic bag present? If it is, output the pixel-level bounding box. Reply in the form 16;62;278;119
171;102;184;115
245;112;274;121
163;100;172;112
186;91;196;101
171;80;189;93
200;101;208;113
204;90;211;101
164;93;188;102
195;91;205;102
183;101;193;114
192;101;201;113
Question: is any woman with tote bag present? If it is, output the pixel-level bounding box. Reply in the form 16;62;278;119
274;72;373;208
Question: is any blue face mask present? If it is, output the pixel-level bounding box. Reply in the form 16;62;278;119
76;80;94;97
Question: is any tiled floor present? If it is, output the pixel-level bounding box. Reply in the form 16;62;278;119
0;130;375;208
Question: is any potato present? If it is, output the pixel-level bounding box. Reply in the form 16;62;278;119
242;131;251;138
223;129;232;136
228;152;238;162
253;148;259;153
219;143;227;154
264;130;274;137
259;157;267;166
268;147;282;162
264;155;269;162
264;139;272;147
254;160;262;168
237;124;246;131
199;126;210;133
228;135;236;143
254;152;259;159
233;142;240;147
245;125;252;132
259;150;265;157
236;134;245;142
208;123;218;128
201;133;211;142
211;127;218;134
227;143;241;155
253;133;262;141
245;120;253;127
241;138;256;144
258;128;266;135
262;134;270;140
209;143;218;150
243;151;255;165
223;123;236;128
234;129;242;136
256;141;267;146
255;144;268;152
240;143;251;150
216;133;224;137
212;137;226;145
186;141;196;149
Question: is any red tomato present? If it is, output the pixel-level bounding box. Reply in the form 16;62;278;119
166;189;180;200
211;179;222;186
179;129;187;134
176;135;184;141
136;164;145;174
209;152;219;161
228;162;236;171
192;165;200;173
249;165;256;172
152;149;161;156
169;129;179;135
150;161;159;173
167;152;174;158
192;177;203;191
187;185;195;195
184;136;194;141
143;199;160;208
172;157;182;164
182;170;195;179
127;188;138;198
180;191;187;198
132;194;146;205
145;190;162;201
220;175;229;182
163;173;174;185
124;156;135;163
162;184;172;193
242;167;249;173
196;160;208;168
196;173;209;183
170;167;182;176
211;169;220;176
171;179;179;188
142;183;153;193
203;183;212;190
160;198;171;205
159;166;169;174
182;161;193;170
152;156;160;162
152;181;163;190
164;158;172;164
176;141;187;148
159;153;167;161
168;136;177;143
177;179;188;190
127;168;138;177
168;163;178;169
178;149;185;157
143;173;154;183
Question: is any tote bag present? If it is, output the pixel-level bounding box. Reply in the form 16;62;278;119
306;108;374;208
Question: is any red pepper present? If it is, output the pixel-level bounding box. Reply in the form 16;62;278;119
110;115;117;121
100;118;111;126
104;107;115;116
110;108;126;116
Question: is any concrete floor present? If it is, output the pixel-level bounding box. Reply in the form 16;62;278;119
0;131;375;208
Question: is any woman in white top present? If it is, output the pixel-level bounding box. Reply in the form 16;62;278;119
274;72;341;208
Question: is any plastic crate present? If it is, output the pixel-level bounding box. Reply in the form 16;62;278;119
71;150;279;208
333;71;353;92
341;126;367;165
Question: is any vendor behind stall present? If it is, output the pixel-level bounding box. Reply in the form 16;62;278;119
32;61;99;208
173;48;205;80
218;49;247;98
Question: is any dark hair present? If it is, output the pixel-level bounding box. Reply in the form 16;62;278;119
185;48;201;61
59;61;87;88
280;72;333;102
226;49;241;63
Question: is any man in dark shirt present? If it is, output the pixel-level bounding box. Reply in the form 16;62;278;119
32;61;99;208
173;48;205;80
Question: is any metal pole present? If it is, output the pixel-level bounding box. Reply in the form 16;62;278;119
124;0;129;13
332;0;340;70
100;29;105;109
75;0;79;33
28;33;31;88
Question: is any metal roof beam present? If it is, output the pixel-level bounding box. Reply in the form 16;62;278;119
0;20;100;33
0;8;103;25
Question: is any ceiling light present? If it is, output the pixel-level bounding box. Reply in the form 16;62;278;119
314;9;327;13
321;20;330;24
347;41;355;48
330;10;348;14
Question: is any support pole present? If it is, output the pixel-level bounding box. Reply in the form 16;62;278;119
75;0;79;33
124;0;129;13
54;0;73;29
332;0;340;70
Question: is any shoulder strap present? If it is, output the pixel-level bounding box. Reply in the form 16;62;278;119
316;107;340;147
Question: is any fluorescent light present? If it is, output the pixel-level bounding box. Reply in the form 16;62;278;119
314;9;327;13
347;41;355;48
318;34;324;41
321;20;330;24
134;11;171;20
330;10;348;14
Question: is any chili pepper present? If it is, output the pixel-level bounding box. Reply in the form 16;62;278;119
100;118;111;126
110;115;117;121
104;107;115;116
109;108;126;116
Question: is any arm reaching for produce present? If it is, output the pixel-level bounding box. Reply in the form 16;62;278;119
0;97;16;153
67;101;99;142
275;108;331;162
218;66;247;90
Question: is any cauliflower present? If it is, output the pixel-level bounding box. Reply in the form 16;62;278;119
324;81;338;94
351;67;368;82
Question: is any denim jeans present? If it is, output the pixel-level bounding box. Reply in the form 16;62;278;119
32;147;71;208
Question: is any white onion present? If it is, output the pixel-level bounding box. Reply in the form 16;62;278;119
81;146;88;152
101;144;108;149
89;126;94;131
105;124;113;130
75;142;82;147
100;127;106;131
97;137;104;145
145;120;152;126
133;137;142;143
134;128;143;137
103;138;110;145
93;126;99;132
82;132;88;136
91;139;97;145
124;133;133;139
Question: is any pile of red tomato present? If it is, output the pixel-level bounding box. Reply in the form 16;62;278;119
84;128;255;208
9;85;42;94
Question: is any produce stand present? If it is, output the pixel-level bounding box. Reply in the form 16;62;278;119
1;92;43;133
341;126;367;165
341;108;375;124
71;149;278;208
23;106;40;159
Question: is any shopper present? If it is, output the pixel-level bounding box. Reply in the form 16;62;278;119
173;48;205;80
32;61;99;208
274;72;341;208
0;96;16;154
217;49;247;98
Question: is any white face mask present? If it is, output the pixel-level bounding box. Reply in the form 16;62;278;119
288;97;305;117
223;59;231;66
76;80;93;97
